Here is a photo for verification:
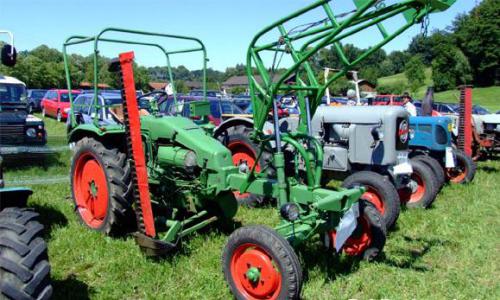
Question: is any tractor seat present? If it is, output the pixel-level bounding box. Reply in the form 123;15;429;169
109;104;150;124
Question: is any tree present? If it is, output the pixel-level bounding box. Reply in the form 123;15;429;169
405;55;426;93
452;0;500;86
432;44;472;91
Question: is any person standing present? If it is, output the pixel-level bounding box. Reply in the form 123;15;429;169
401;92;417;116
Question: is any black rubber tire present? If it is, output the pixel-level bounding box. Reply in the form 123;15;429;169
216;125;272;207
342;171;400;230
0;207;52;300
447;150;476;184
404;159;438;209
355;200;386;261
70;137;135;236
412;154;446;191
222;225;302;300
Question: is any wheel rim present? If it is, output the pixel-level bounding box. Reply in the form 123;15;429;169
230;243;282;300
73;151;109;228
446;157;467;183
361;186;385;215
329;217;372;256
408;172;426;204
228;141;261;199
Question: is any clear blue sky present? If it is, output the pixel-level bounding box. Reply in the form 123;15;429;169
0;0;478;71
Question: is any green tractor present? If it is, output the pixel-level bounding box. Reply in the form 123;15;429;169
0;31;52;300
62;0;455;298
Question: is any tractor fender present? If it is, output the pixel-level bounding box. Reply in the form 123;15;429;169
214;117;254;138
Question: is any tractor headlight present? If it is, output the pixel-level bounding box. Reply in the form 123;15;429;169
280;203;300;222
26;128;37;137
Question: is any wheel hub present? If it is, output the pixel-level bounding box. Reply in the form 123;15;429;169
231;244;281;299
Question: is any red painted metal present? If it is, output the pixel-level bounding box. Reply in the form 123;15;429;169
329;217;372;256
458;86;473;156
118;51;156;237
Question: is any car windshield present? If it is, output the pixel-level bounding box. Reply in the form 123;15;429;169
0;83;26;103
60;93;77;102
473;105;490;115
220;101;243;114
31;90;47;99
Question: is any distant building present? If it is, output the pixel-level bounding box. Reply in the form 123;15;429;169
80;81;110;89
148;82;167;90
222;74;296;93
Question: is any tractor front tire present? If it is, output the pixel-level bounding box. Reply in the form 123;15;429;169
412;154;446;190
342;171;400;229
222;225;302;300
70;137;135;236
447;150;476;184
0;207;52;300
402;159;438;208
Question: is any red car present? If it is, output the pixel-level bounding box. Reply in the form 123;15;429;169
41;89;81;121
373;94;404;106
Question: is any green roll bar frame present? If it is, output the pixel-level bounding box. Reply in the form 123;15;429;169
62;27;209;128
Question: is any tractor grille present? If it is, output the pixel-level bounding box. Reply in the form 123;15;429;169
0;124;24;144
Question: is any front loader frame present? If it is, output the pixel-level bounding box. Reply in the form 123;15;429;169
243;0;456;211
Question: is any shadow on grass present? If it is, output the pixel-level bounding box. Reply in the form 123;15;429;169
382;236;454;272
478;165;499;173
2;152;66;171
297;243;363;283
30;203;68;238
52;275;92;300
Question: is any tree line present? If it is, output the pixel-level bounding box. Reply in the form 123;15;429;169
0;0;496;95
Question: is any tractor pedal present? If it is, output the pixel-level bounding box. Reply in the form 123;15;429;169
133;232;176;256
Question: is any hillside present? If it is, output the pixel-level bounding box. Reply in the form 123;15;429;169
377;69;500;112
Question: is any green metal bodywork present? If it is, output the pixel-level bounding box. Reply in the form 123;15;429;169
62;0;455;247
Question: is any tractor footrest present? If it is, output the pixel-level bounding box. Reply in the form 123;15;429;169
133;232;176;256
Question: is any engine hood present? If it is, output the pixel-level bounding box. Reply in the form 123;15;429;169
313;105;409;125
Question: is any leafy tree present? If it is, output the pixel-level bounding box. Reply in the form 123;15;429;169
432;44;472;91
377;81;406;95
452;0;500;86
405;55;426;92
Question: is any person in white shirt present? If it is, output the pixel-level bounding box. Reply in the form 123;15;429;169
402;92;417;116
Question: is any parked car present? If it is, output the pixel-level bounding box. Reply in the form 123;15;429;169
69;92;125;127
188;89;222;99
26;89;47;113
0;75;47;155
373;94;404;106
41;89;81;121
158;95;244;126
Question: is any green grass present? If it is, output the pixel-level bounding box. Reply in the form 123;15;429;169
378;69;500;112
3;117;500;299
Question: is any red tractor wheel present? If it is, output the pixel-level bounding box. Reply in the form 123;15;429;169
72;151;109;228
70;137;134;235
223;226;302;300
342;171;400;229
400;159;438;209
327;200;386;261
223;130;269;207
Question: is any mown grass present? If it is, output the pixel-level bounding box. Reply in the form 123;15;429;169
3;116;500;299
378;69;500;112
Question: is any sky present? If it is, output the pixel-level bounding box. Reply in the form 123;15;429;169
0;0;479;71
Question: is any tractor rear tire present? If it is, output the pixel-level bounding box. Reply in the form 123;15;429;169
222;225;302;300
342;171;400;230
402;159;438;209
0;207;52;300
412;154;446;191
447;150;476;184
216;125;272;207
70;137;135;236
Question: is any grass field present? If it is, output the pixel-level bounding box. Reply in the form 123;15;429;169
3;115;500;299
378;69;500;112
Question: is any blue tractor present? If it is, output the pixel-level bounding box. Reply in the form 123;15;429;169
408;116;476;188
